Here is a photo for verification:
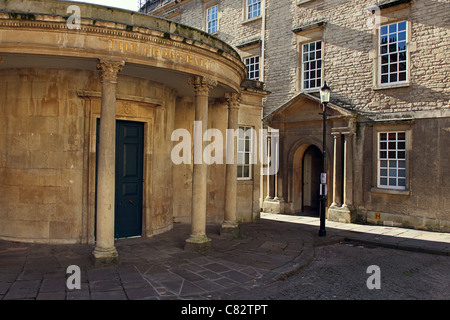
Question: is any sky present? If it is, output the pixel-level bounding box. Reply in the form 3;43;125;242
67;0;141;12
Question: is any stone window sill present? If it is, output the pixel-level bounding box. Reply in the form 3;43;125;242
371;187;410;196
373;82;410;91
241;16;262;25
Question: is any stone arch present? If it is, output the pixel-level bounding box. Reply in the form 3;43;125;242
287;136;332;214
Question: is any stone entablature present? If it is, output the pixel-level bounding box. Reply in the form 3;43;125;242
0;0;245;95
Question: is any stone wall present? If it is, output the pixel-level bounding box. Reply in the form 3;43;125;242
172;93;263;225
0;68;89;243
355;116;450;231
154;0;449;116
0;68;180;243
155;0;450;231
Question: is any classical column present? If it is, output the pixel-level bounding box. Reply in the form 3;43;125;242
92;59;124;264
265;136;273;200
342;132;354;208
274;134;284;202
331;133;343;207
267;134;275;200
221;92;241;233
185;75;217;250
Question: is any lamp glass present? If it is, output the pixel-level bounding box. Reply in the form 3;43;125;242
320;82;331;103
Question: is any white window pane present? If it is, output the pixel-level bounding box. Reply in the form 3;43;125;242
389;23;397;33
302;40;322;89
237;153;244;165
379;21;408;84
378;131;407;189
245;56;260;80
207;6;218;33
238;139;245;152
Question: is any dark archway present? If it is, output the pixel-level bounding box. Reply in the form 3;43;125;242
302;145;323;217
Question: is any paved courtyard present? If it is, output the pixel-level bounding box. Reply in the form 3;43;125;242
0;213;449;300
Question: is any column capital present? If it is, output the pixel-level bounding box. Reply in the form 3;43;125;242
188;76;217;96
97;59;125;83
224;92;241;109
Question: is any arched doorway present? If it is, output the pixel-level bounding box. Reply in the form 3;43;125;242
302;145;323;217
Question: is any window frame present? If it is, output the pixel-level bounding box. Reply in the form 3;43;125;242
206;5;219;34
244;55;260;81
237;126;253;180
301;39;323;91
246;0;261;20
378;20;408;87
377;131;407;191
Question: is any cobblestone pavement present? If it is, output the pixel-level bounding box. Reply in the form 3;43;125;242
233;241;450;300
0;213;449;300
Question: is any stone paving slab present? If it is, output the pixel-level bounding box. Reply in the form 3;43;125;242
262;213;450;256
0;213;449;300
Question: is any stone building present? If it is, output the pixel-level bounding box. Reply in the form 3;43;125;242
0;0;267;262
144;0;450;232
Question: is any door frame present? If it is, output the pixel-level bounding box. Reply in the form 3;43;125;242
94;119;145;239
83;97;156;245
286;137;330;214
301;144;323;215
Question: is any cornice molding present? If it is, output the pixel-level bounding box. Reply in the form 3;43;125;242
0;13;242;64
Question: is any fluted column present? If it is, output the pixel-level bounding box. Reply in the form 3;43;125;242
92;59;124;264
185;76;217;250
222;92;241;232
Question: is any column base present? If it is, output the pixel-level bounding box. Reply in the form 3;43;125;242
262;198;285;214
328;204;356;223
184;234;211;254
92;246;119;266
220;221;240;239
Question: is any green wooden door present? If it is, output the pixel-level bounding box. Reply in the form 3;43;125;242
114;120;144;238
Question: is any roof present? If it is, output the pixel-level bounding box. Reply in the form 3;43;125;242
263;92;355;124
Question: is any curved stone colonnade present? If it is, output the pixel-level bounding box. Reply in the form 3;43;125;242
0;0;266;262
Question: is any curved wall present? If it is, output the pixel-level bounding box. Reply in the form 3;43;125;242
0;0;250;243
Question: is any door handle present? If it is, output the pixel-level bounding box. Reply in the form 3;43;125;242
129;200;133;204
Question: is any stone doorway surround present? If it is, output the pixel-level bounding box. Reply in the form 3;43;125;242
261;92;356;223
